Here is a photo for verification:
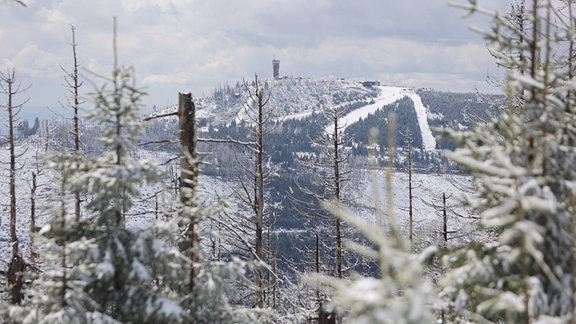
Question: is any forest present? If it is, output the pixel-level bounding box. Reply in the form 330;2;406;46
1;0;575;323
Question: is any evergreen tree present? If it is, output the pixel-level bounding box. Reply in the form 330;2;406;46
440;1;576;322
8;23;188;322
311;201;437;324
8;148;117;323
71;54;187;324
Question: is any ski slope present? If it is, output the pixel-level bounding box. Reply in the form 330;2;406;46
406;92;436;150
334;86;436;150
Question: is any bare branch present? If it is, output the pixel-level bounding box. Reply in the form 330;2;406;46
142;111;178;121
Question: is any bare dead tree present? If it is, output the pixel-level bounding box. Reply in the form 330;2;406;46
400;129;415;244
27;146;46;270
30;171;37;267
288;92;353;323
298;93;352;279
421;190;480;247
238;74;274;309
140;93;261;296
61;25;84;221
327;103;351;280
0;68;30;304
210;74;277;309
178;92;200;292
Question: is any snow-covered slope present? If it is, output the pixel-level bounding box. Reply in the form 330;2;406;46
330;86;436;150
347;169;477;244
146;79;442;151
336;86;408;133
143;77;378;125
406;92;436;150
195;77;378;125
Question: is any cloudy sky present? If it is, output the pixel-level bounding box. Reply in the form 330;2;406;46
1;0;509;111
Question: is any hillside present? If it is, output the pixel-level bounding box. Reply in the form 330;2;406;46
0;78;498;281
0;78;497;315
146;77;499;156
196;77;379;125
0;133;479;281
196;78;500;145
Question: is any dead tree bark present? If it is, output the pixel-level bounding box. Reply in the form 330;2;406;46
256;89;266;308
178;92;199;292
61;25;83;221
320;96;351;279
443;192;448;248
7;255;25;304
400;129;415;244
30;172;37;267
248;75;268;308
7;73;18;257
330;106;344;279
227;74;273;309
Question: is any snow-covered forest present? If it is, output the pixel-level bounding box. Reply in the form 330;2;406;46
1;0;576;323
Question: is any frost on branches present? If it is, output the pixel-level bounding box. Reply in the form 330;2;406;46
440;1;576;322
306;198;437;323
6;64;191;323
5;51;265;324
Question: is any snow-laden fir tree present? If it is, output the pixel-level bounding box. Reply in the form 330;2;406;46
440;1;576;322
7;33;190;322
7;146;120;323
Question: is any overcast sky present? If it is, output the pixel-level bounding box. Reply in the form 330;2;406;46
1;0;509;111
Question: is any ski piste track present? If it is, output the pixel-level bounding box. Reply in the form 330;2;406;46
336;86;436;150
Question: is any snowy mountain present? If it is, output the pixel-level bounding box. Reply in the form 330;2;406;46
146;77;498;153
198;77;379;125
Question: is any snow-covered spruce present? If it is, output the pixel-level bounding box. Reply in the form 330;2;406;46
440;1;576;322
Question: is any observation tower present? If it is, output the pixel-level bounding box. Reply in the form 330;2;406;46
272;58;280;79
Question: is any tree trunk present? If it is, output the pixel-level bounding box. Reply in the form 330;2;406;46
30;172;37;267
8;77;18;258
255;80;265;308
443;193;447;247
7;255;25;304
70;25;82;222
408;134;413;243
1;69;28;305
332;111;343;279
178;92;199;292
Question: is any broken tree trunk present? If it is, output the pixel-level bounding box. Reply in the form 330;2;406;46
178;92;200;292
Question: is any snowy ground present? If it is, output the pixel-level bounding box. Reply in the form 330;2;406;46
344;169;477;245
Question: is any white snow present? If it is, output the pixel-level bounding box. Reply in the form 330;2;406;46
328;86;437;150
279;110;314;121
334;86;408;134
406;92;436;150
